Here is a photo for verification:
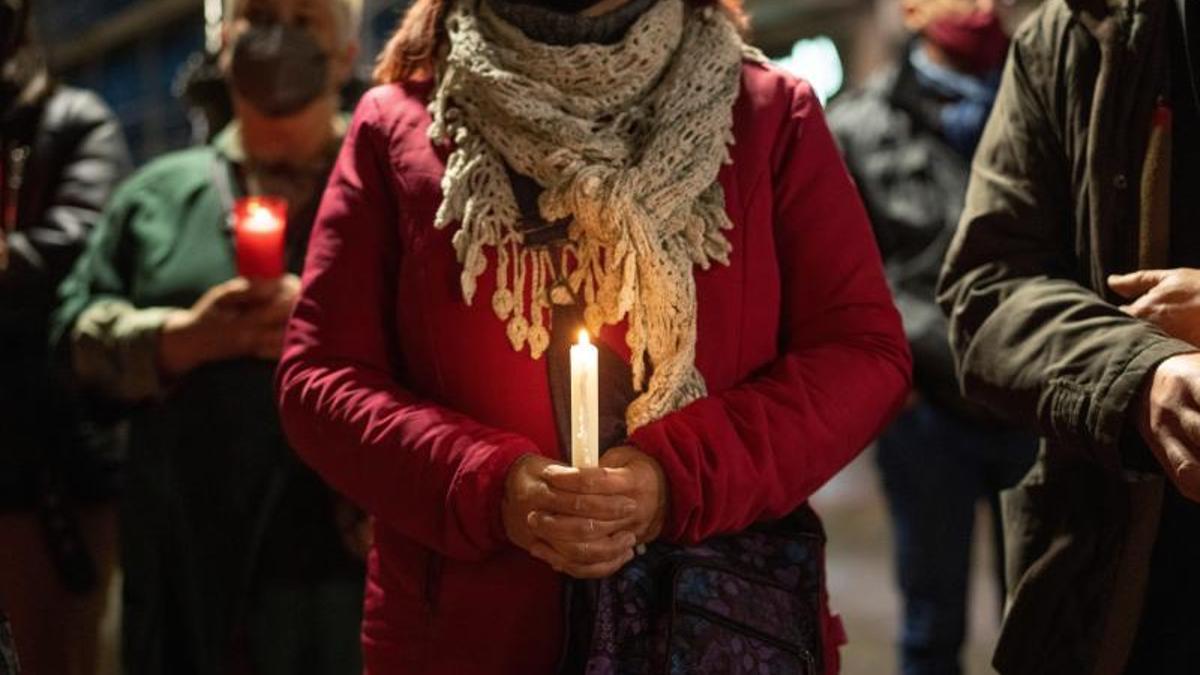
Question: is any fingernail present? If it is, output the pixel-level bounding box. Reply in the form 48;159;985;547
622;501;636;515
526;512;539;528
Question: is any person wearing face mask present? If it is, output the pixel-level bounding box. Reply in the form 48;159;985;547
827;2;1038;674
0;0;132;673
51;1;366;674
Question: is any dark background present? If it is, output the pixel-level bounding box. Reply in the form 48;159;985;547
35;0;903;163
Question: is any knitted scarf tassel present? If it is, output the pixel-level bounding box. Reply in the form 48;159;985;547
428;0;763;431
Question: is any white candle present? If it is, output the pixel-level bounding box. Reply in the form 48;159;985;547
570;329;600;468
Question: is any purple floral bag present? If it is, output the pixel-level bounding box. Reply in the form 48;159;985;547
574;508;827;675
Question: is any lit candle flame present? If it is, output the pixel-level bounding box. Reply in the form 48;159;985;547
245;203;282;233
578;329;590;346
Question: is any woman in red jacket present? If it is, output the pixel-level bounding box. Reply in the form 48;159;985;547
276;0;911;672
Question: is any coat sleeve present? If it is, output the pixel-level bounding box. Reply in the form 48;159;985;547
629;80;912;544
1;90;130;324
936;28;1193;468
50;180;174;403
275;93;538;562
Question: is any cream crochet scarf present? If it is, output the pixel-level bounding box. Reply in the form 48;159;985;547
429;0;760;431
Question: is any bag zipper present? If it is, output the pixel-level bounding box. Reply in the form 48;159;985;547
664;537;825;675
672;600;816;674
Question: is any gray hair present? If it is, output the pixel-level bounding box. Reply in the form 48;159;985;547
224;0;363;46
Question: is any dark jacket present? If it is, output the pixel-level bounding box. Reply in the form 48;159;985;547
0;85;131;509
828;51;986;421
937;0;1189;672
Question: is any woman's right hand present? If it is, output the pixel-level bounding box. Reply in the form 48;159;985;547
502;455;639;579
159;276;296;377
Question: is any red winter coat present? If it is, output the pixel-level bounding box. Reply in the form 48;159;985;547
277;61;911;675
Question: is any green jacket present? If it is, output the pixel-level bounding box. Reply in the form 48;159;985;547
938;0;1191;672
52;126;359;675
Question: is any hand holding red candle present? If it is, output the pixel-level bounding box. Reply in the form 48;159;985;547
233;196;287;279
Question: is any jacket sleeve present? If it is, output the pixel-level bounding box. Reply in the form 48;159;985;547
69;299;174;402
936;29;1193;467
49;181;175;402
629;81;912;544
0;90;130;318
275;93;538;562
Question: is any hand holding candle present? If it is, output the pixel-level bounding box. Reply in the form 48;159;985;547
571;329;600;469
525;446;668;577
158;274;300;376
233;196;287;280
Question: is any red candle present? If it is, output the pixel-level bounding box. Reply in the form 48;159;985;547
233;196;287;279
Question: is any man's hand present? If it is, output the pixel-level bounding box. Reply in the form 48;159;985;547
503;454;639;579
159;274;300;376
1138;353;1200;502
1109;269;1200;345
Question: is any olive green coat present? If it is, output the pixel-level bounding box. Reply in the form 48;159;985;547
938;0;1193;672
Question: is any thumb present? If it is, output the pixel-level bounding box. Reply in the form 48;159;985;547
210;277;261;308
1109;270;1171;299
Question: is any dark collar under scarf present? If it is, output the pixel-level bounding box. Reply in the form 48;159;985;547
484;0;660;46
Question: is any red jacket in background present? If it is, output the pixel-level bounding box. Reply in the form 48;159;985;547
277;61;912;674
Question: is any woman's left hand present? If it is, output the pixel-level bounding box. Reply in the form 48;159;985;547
538;445;668;548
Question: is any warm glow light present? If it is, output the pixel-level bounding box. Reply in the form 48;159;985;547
245;204;282;232
578;329;590;346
